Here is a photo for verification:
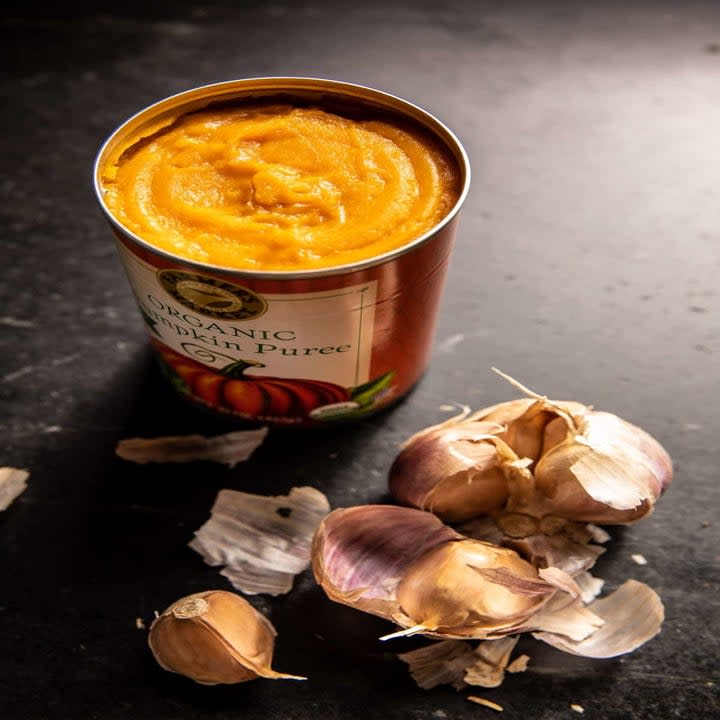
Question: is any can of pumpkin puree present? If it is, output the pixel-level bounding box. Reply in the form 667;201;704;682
93;78;470;427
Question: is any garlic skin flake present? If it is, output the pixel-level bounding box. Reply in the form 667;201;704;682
532;579;664;658
396;639;477;690
115;427;268;467
312;505;564;640
0;467;29;510
397;636;523;690
463;636;519;688
148;590;304;684
503;531;607;578
190;486;330;596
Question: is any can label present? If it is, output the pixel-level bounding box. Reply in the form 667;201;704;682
117;242;394;424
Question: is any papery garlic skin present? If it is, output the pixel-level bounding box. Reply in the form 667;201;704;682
396;539;550;635
189;486;330;596
148;590;303;685
532;579;665;658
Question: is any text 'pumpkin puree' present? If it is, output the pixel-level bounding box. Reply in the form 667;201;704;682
101;104;460;271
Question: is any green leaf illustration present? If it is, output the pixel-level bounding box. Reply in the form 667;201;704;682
157;359;190;396
351;370;395;408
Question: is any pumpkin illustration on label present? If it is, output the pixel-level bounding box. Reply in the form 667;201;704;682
151;340;394;423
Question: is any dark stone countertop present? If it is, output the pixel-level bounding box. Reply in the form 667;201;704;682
1;2;718;718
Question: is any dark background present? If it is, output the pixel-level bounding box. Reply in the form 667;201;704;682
1;1;719;718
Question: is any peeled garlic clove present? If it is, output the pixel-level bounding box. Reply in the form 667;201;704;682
148;590;304;685
389;421;512;522
535;411;673;523
312;505;557;639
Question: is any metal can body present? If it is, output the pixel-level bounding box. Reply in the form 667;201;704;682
93;78;470;427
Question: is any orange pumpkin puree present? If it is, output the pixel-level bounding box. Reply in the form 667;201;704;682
101;104;460;271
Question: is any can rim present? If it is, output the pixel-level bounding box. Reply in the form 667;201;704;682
92;76;471;280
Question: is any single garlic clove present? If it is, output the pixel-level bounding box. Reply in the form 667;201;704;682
312;505;460;621
388;421;510;522
535;411;673;523
395;538;553;636
148;590;304;685
473;398;554;463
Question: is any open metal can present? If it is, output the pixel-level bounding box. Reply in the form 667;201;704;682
93;78;470;427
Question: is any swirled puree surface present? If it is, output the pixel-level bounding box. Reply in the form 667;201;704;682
101;103;460;271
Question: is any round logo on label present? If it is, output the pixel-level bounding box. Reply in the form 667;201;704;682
157;270;268;320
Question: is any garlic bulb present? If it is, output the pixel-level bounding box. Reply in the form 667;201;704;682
312;505;573;640
148;590;304;685
389;371;673;526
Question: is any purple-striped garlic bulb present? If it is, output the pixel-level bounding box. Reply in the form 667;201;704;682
389;371;673;526
311;505;572;640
